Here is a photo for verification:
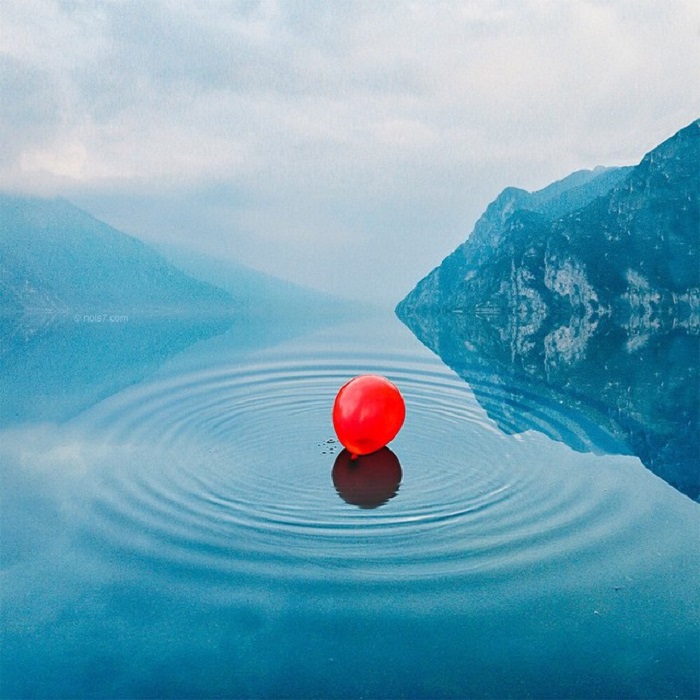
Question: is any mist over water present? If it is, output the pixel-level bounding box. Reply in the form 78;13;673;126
1;309;698;699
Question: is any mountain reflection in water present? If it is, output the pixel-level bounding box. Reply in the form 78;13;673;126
396;306;699;500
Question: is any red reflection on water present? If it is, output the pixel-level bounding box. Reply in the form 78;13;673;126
331;447;402;509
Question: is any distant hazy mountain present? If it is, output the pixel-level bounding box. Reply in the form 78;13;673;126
0;194;235;318
155;242;369;321
397;120;699;499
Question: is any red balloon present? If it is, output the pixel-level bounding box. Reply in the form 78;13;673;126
332;374;405;456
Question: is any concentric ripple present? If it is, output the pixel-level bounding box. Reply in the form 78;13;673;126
67;343;652;594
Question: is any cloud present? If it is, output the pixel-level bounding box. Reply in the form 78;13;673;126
1;0;698;301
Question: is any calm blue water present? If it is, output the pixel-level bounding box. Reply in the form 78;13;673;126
1;310;698;699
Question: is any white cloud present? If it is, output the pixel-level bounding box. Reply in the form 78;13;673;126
1;0;698;301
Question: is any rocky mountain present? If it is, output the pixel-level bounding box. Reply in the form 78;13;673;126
397;120;699;499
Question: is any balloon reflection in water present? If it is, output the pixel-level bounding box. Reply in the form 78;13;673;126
331;447;403;509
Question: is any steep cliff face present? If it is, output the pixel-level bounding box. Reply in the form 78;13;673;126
398;120;699;360
397;120;699;499
399;122;698;342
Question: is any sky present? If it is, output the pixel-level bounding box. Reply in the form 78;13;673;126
1;0;699;304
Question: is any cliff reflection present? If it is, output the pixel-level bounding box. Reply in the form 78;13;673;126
397;307;699;500
0;312;234;427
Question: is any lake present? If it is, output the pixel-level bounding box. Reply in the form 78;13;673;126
1;307;698;699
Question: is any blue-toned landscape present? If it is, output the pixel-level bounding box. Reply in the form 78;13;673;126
1;3;699;699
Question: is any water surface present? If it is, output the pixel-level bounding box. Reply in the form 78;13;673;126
1;310;698;699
